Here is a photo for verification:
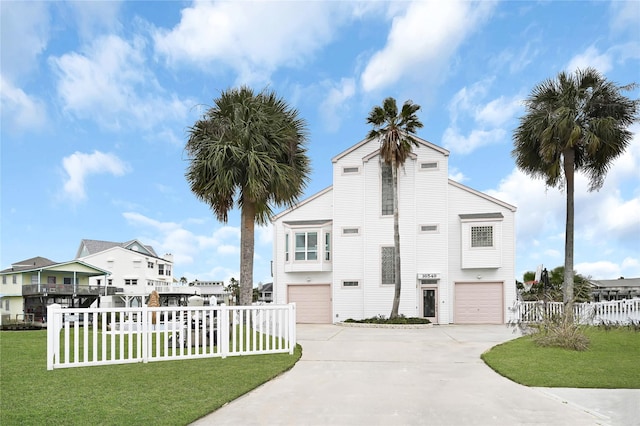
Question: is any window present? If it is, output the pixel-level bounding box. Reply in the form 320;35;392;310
285;233;290;261
1;276;5;284
47;276;56;284
343;166;360;174
420;224;439;233
96;279;101;286
471;226;493;247
381;163;393;216
4;299;9;311
63;277;78;285
342;227;360;236
325;232;331;261
295;232;318;261
166;265;171;276
148;262;154;269
125;279;138;285
158;264;165;275
12;275;16;284
107;279;113;286
342;281;360;288
381;246;395;285
420;161;438;170
31;275;38;284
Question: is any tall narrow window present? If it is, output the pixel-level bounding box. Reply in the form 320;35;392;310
158;264;165;275
381;246;395;285
381;162;393;215
325;232;331;261
285;233;289;261
295;232;318;261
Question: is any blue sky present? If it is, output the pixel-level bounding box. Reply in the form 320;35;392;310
2;1;639;286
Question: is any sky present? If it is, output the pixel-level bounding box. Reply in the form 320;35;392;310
1;0;639;287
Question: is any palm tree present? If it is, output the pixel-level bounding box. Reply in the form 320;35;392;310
513;68;638;320
366;97;423;319
186;87;310;305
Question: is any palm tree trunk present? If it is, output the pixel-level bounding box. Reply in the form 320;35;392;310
240;202;256;306
563;148;575;323
390;158;401;319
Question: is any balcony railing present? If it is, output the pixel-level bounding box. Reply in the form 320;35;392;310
22;284;117;296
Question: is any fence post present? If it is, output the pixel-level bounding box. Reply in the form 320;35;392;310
289;303;296;354
142;305;149;363
47;304;62;370
220;304;229;358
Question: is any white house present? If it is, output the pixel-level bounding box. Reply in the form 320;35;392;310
271;136;517;324
75;239;197;307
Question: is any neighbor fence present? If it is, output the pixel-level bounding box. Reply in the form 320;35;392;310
512;299;640;324
46;303;296;370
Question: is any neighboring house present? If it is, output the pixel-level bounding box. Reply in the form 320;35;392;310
189;280;228;305
257;282;273;303
75;239;197;307
0;256;112;324
272;136;517;324
590;278;640;301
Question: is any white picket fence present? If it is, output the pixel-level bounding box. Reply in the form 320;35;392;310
512;299;640;324
46;303;296;370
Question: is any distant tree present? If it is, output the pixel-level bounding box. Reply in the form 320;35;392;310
226;277;239;305
366;97;423;319
186;86;311;305
520;266;592;303
513;68;638;320
180;276;187;285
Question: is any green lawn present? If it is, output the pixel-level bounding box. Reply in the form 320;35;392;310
0;330;301;426
482;328;640;388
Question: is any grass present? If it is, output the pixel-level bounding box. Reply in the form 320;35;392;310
482;327;640;388
0;330;301;425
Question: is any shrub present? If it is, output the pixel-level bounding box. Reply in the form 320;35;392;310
343;315;430;325
530;314;590;351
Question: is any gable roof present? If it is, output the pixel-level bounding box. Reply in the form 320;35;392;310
76;239;159;259
332;134;449;163
448;179;517;212
1;258;110;276
590;277;640;288
271;186;333;222
1;257;57;273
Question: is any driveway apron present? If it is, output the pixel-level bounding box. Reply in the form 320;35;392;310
191;324;635;426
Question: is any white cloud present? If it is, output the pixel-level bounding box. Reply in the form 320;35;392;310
62;151;129;202
441;81;522;154
0;76;48;132
575;261;621;280
152;1;347;84
610;1;640;35
123;212;241;269
0;1;49;79
66;0;122;40
318;78;356;132
50;34;192;132
565;45;613;74
361;0;496;93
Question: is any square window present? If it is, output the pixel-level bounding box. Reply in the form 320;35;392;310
471;226;493;247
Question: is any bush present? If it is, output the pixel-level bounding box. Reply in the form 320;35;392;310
530;314;590;351
344;315;430;325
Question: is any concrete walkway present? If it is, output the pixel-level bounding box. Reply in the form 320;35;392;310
192;324;639;426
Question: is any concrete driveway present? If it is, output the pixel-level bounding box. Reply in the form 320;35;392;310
192;324;639;426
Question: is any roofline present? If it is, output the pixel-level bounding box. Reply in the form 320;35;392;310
448;179;517;212
331;134;449;163
78;245;172;263
271;186;333;221
0;260;111;276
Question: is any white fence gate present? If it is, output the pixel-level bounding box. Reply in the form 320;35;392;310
47;303;296;370
512;299;640;324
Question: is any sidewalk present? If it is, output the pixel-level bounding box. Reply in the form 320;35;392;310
192;324;638;425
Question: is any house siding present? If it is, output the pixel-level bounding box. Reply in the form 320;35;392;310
273;137;516;324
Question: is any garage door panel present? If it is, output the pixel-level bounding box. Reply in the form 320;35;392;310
288;284;331;324
455;282;503;324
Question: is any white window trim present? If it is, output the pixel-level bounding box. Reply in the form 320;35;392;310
381;245;395;286
342;227;360;236
342;166;360;175
419;161;439;171
419;224;439;234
